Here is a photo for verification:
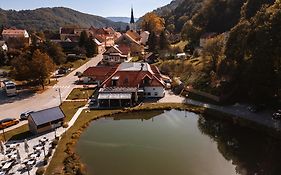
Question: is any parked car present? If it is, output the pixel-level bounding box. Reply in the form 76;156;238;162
20;110;34;120
0;118;19;129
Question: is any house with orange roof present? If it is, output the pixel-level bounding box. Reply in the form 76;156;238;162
81;66;116;85
2;29;30;48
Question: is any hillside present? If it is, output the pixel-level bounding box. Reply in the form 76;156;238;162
107;17;139;23
153;0;186;16
142;0;275;34
0;7;127;31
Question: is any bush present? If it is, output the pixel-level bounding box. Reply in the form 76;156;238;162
63;122;69;128
36;167;46;175
52;139;59;148
43;157;49;165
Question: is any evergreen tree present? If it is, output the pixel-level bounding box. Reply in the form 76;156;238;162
79;31;88;47
159;31;169;50
147;32;157;52
85;37;98;57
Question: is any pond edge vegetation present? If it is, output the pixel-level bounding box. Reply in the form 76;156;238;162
46;103;281;175
45;103;204;175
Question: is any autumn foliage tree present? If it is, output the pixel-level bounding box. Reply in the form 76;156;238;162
11;49;55;89
141;12;165;34
30;50;55;89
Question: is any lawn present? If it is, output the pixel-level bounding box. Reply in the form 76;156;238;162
0;101;87;142
66;88;95;100
64;58;90;71
0;66;12;72
0;124;31;142
60;101;87;122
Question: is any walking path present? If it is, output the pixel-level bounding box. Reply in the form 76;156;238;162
158;90;281;133
186;99;281;132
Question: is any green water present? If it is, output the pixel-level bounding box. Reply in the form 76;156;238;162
77;110;281;175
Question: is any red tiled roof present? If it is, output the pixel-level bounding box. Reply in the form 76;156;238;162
2;29;27;36
101;63;165;88
83;66;116;82
126;30;141;41
102;71;164;88
118;45;131;55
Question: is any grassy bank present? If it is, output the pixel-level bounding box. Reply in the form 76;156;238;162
0;101;86;142
0;124;30;142
60;101;87;122
45;103;203;175
66;88;94;100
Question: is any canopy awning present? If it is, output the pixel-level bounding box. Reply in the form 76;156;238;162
98;93;132;100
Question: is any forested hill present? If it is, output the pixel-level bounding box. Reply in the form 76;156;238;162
147;0;275;34
0;7;127;31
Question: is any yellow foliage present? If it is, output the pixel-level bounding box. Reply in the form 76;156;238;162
141;12;165;34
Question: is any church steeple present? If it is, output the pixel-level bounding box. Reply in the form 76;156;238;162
129;6;136;31
130;7;135;24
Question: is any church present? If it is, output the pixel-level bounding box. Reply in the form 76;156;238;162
129;7;137;31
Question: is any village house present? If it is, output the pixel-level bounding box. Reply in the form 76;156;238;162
102;45;130;66
115;33;144;56
2;29;31;48
140;31;150;45
59;26;90;41
94;38;106;54
95;62;166;108
81;66;116;85
28;106;65;135
90;27;118;47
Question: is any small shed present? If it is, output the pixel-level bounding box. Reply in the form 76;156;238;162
28;106;65;135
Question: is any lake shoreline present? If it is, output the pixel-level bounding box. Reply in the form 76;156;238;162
45;103;203;175
46;102;281;175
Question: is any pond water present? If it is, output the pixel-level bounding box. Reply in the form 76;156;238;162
77;110;281;175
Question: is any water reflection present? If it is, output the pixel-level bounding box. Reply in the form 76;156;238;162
198;115;281;175
77;110;281;175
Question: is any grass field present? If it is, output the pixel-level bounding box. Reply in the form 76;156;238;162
66;88;95;100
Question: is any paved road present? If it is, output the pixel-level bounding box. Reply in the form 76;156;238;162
0;54;102;120
186;99;281;131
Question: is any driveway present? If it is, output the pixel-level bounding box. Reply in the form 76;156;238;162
0;54;102;120
157;90;185;103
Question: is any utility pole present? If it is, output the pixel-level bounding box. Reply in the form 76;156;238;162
2;129;6;142
57;88;62;105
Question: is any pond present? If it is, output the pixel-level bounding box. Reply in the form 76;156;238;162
77;110;281;175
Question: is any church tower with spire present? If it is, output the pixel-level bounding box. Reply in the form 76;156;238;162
129;7;136;31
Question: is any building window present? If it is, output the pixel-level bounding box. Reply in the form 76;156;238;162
112;80;117;86
153;88;155;90
147;92;151;96
154;92;158;96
